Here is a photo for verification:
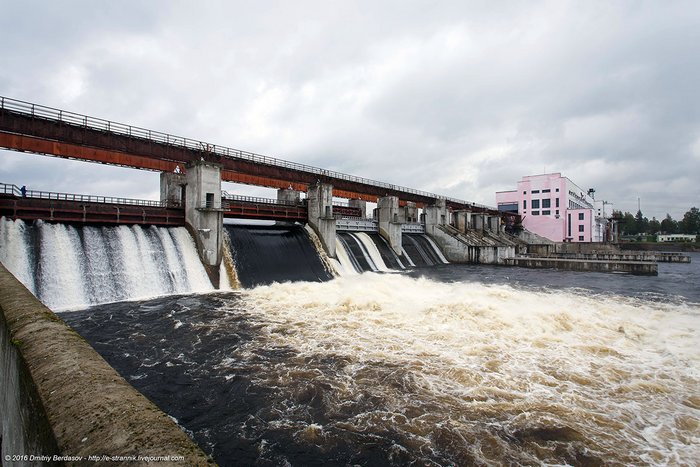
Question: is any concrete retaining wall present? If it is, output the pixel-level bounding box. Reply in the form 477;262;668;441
429;225;515;264
506;257;658;275
0;263;213;466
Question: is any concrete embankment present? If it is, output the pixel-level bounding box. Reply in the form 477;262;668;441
547;252;690;263
527;241;691;262
506;256;658;275
0;263;213;466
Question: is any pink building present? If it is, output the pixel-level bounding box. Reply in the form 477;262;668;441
496;173;598;242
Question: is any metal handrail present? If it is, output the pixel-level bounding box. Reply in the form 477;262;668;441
222;193;303;207
0;96;496;210
0;182;171;207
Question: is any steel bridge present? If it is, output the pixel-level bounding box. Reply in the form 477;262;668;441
0;183;364;225
0;96;499;214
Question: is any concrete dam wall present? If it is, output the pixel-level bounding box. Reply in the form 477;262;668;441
0;263;212;465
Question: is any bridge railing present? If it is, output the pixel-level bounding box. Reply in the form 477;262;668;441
221;192;303;207
0;182;172;208
0;96;497;211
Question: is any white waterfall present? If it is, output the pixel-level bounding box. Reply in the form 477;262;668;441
0;217;214;311
355;232;391;272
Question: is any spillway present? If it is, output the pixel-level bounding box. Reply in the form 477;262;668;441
225;224;333;288
402;233;448;267
0;217;213;310
335;231;446;273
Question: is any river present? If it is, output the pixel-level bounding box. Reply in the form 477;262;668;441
61;254;700;466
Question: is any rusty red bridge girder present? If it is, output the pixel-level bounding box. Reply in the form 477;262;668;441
0;183;364;225
0;96;502;215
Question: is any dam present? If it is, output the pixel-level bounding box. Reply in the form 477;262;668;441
1;96;697;465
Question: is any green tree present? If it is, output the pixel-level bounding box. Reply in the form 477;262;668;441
680;207;700;234
621;211;637;235
648;217;661;234
635;210;649;235
660;214;678;234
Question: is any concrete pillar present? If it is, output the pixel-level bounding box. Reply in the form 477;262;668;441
454;211;468;233
424;199;447;235
184;161;223;287
474;213;486;231
488;216;500;233
160;172;186;207
377;196;403;255
277;187;301;204
307;183;336;257
348;199;367;218
404;202;418;223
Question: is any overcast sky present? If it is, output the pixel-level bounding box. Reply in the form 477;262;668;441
1;0;699;219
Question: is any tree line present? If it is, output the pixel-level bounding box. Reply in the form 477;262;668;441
616;207;699;236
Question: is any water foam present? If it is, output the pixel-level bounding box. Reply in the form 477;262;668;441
0;217;213;310
240;273;699;464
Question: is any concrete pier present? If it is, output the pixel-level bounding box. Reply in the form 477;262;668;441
307;183;336;257
377;196;403;255
403;201;418;223
159;172;186;207
506;256;658;275
0;263;211;464
184;161;224;287
277;187;301;204
424;199;447;236
348;199;367;218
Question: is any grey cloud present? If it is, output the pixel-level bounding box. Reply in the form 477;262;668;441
1;0;699;219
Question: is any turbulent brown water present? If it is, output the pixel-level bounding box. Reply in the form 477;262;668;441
62;264;700;466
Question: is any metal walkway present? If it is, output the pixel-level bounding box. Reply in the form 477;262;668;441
0;96;499;213
0;183;184;226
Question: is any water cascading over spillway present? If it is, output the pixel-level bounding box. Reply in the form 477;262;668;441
402;233;448;267
224;224;333;288
0;217;213;310
336;231;446;273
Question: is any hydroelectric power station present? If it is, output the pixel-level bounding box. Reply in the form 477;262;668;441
1;96;685;465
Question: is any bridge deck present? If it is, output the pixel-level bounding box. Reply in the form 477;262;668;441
0;195;185;226
0;184;363;225
0;96;500;213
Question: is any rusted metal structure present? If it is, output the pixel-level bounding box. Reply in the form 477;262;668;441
0;184;184;226
0;183;364;225
0;96;501;215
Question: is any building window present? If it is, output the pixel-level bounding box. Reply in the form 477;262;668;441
556;188;559;192
568;214;572;237
532;199;540;209
542;199;551;208
556;198;559;208
542;189;550;193
523;191;526;194
523;200;527;209
532;190;540;194
555;210;559;216
579;225;584;232
205;192;215;208
532;211;540;215
579;235;584;241
579;213;584;220
542;210;551;215
498;203;518;213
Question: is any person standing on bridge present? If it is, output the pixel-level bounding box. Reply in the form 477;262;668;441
20;185;27;197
